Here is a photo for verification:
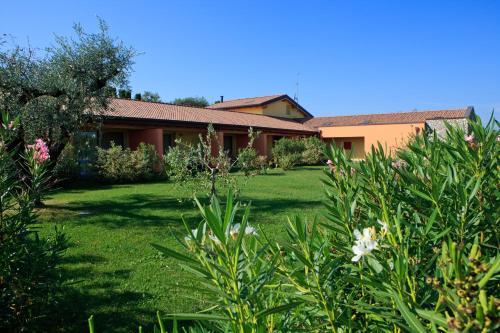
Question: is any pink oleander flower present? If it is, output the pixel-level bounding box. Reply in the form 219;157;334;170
464;134;474;143
28;138;50;163
496;135;500;142
391;159;406;169
326;159;333;165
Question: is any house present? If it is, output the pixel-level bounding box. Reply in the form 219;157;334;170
305;107;474;158
96;95;316;158
93;94;474;159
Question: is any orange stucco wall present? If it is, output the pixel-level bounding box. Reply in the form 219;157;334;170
319;122;425;156
330;137;365;159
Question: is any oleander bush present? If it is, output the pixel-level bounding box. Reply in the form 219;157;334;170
153;116;499;332
95;142;161;182
0;113;67;332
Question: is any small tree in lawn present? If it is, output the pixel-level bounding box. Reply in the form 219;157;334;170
164;124;260;198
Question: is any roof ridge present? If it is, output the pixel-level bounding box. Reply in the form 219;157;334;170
210;94;285;104
113;97;212;111
312;107;469;119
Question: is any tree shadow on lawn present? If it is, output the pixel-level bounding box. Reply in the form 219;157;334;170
52;253;193;333
44;193;324;230
50;253;152;333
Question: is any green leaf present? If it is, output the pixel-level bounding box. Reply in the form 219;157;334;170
415;309;447;328
162;313;229;321
151;243;197;264
367;256;383;274
424;209;439;235
409;188;433;202
88;315;95;333
478;255;500;288
157;311;166;333
388;288;427;333
255;302;302;318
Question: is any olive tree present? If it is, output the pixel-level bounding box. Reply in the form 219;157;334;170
0;19;135;172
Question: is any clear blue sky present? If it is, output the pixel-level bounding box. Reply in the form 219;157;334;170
1;0;498;120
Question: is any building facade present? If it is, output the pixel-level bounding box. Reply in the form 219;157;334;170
94;94;474;159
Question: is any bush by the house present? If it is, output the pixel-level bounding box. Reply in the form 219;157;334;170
163;140;200;183
54;132;98;180
301;136;326;165
54;143;80;179
95;142;161;183
0;114;67;332
237;147;269;175
155;116;499;332
271;137;305;169
236;147;256;175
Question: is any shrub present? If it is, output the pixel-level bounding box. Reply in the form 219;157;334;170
301;136;326;165
54;143;80;179
95;142;160;183
236;147;258;175
164;140;199;183
156;116;499;332
0;113;67;332
271;137;305;170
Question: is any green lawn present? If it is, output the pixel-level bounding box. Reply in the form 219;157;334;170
38;166;327;332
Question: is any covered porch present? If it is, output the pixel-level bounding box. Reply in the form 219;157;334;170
97;123;303;159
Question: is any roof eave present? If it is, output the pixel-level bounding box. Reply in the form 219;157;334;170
99;115;318;134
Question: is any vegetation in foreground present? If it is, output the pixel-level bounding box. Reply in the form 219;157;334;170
150;117;499;332
0;114;66;332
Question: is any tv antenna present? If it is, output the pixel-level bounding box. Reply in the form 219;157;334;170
294;72;300;102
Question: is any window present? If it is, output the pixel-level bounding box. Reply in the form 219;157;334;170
101;132;124;149
343;141;352;150
415;127;421;134
163;133;174;152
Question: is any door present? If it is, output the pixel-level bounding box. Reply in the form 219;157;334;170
223;135;234;158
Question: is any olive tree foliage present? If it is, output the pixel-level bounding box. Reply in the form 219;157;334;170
142;91;162;102
0;19;135;169
171;96;209;107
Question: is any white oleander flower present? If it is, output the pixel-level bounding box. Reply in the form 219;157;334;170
208;234;221;245
185;228;200;242
351;227;378;262
228;223;258;239
377;219;388;235
353;227;374;242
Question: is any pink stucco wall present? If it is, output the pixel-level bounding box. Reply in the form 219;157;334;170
128;128;164;156
254;134;268;157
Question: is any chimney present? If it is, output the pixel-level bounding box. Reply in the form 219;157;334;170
220;96;224;103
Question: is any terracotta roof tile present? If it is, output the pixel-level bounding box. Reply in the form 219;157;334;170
206;94;285;109
305;108;473;128
103;98;316;133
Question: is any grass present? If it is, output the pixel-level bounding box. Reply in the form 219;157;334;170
37;166;327;332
